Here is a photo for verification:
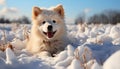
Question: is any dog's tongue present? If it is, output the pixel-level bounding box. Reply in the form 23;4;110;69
47;32;53;38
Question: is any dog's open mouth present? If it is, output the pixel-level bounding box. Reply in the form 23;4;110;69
43;31;56;38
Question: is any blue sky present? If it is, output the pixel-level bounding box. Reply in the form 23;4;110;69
0;0;120;23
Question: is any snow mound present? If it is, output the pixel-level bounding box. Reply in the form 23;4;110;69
6;48;17;64
103;50;120;69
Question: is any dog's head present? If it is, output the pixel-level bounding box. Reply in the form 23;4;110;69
31;4;66;40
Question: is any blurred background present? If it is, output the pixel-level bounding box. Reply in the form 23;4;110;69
0;0;120;24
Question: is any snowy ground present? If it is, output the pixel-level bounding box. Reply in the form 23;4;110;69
0;23;120;69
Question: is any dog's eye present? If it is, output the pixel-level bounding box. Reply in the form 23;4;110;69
52;20;56;23
42;21;46;24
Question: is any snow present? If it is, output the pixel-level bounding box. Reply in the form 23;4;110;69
6;48;17;64
0;23;120;69
67;59;84;69
91;60;102;69
67;44;75;56
54;50;68;63
103;50;120;69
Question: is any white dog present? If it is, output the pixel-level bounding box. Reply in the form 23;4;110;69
26;4;68;56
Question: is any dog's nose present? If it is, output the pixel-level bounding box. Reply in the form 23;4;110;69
47;25;53;31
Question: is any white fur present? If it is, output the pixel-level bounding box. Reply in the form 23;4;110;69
26;5;68;56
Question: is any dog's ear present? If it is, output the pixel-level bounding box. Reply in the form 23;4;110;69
32;6;42;19
54;4;64;18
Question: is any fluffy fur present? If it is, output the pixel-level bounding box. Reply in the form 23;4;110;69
26;4;68;56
